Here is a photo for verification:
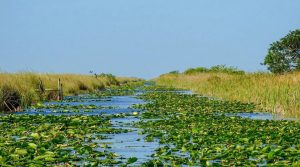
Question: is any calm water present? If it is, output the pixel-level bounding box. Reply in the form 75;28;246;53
18;94;159;165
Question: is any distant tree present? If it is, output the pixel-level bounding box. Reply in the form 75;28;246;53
263;29;300;73
183;65;244;75
209;65;245;74
184;67;208;74
168;70;180;74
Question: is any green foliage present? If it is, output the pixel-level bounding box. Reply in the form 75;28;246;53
135;88;300;166
183;65;245;74
127;157;138;164
263;29;300;73
184;67;208;74
0;114;126;166
168;70;180;74
209;65;245;74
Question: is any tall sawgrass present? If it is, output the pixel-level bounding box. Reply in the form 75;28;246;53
0;72;139;111
155;72;300;117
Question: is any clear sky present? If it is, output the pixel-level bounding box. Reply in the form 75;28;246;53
0;1;299;79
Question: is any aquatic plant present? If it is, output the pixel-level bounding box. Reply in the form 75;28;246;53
0;114;128;166
134;89;300;166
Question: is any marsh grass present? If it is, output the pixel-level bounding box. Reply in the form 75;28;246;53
155;72;300;117
0;72;138;111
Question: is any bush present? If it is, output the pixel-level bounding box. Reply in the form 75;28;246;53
183;65;244;75
209;65;245;74
184;67;208;74
168;70;180;74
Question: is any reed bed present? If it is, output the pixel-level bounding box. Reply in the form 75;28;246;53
155;72;300;117
0;72;139;111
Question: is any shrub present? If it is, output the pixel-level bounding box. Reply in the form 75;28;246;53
168;70;180;74
183;65;244;75
209;65;245;74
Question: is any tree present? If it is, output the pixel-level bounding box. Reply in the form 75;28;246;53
263;29;300;73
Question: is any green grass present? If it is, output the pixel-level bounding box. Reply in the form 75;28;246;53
155;72;300;118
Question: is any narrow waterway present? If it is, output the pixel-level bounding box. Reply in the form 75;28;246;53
2;85;299;166
15;93;161;165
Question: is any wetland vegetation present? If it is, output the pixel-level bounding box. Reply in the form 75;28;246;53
156;70;300;118
134;90;300;166
0;72;140;112
1;1;299;166
0;81;299;166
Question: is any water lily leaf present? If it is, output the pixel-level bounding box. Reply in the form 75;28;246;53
30;133;40;139
127;157;138;164
14;148;28;156
28;143;37;149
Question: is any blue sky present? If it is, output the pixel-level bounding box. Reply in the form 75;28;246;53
0;1;299;78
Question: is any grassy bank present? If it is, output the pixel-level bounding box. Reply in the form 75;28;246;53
155;72;300;117
0;72;140;111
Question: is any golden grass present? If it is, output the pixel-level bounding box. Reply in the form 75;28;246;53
155;72;300;117
0;72;139;110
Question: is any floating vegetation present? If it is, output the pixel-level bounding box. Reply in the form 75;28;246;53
62;96;112;103
1;83;299;166
134;89;300;166
30;103;117;113
0;114;128;166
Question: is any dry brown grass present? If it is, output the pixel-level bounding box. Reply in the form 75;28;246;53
0;72;139;111
155;72;300;117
